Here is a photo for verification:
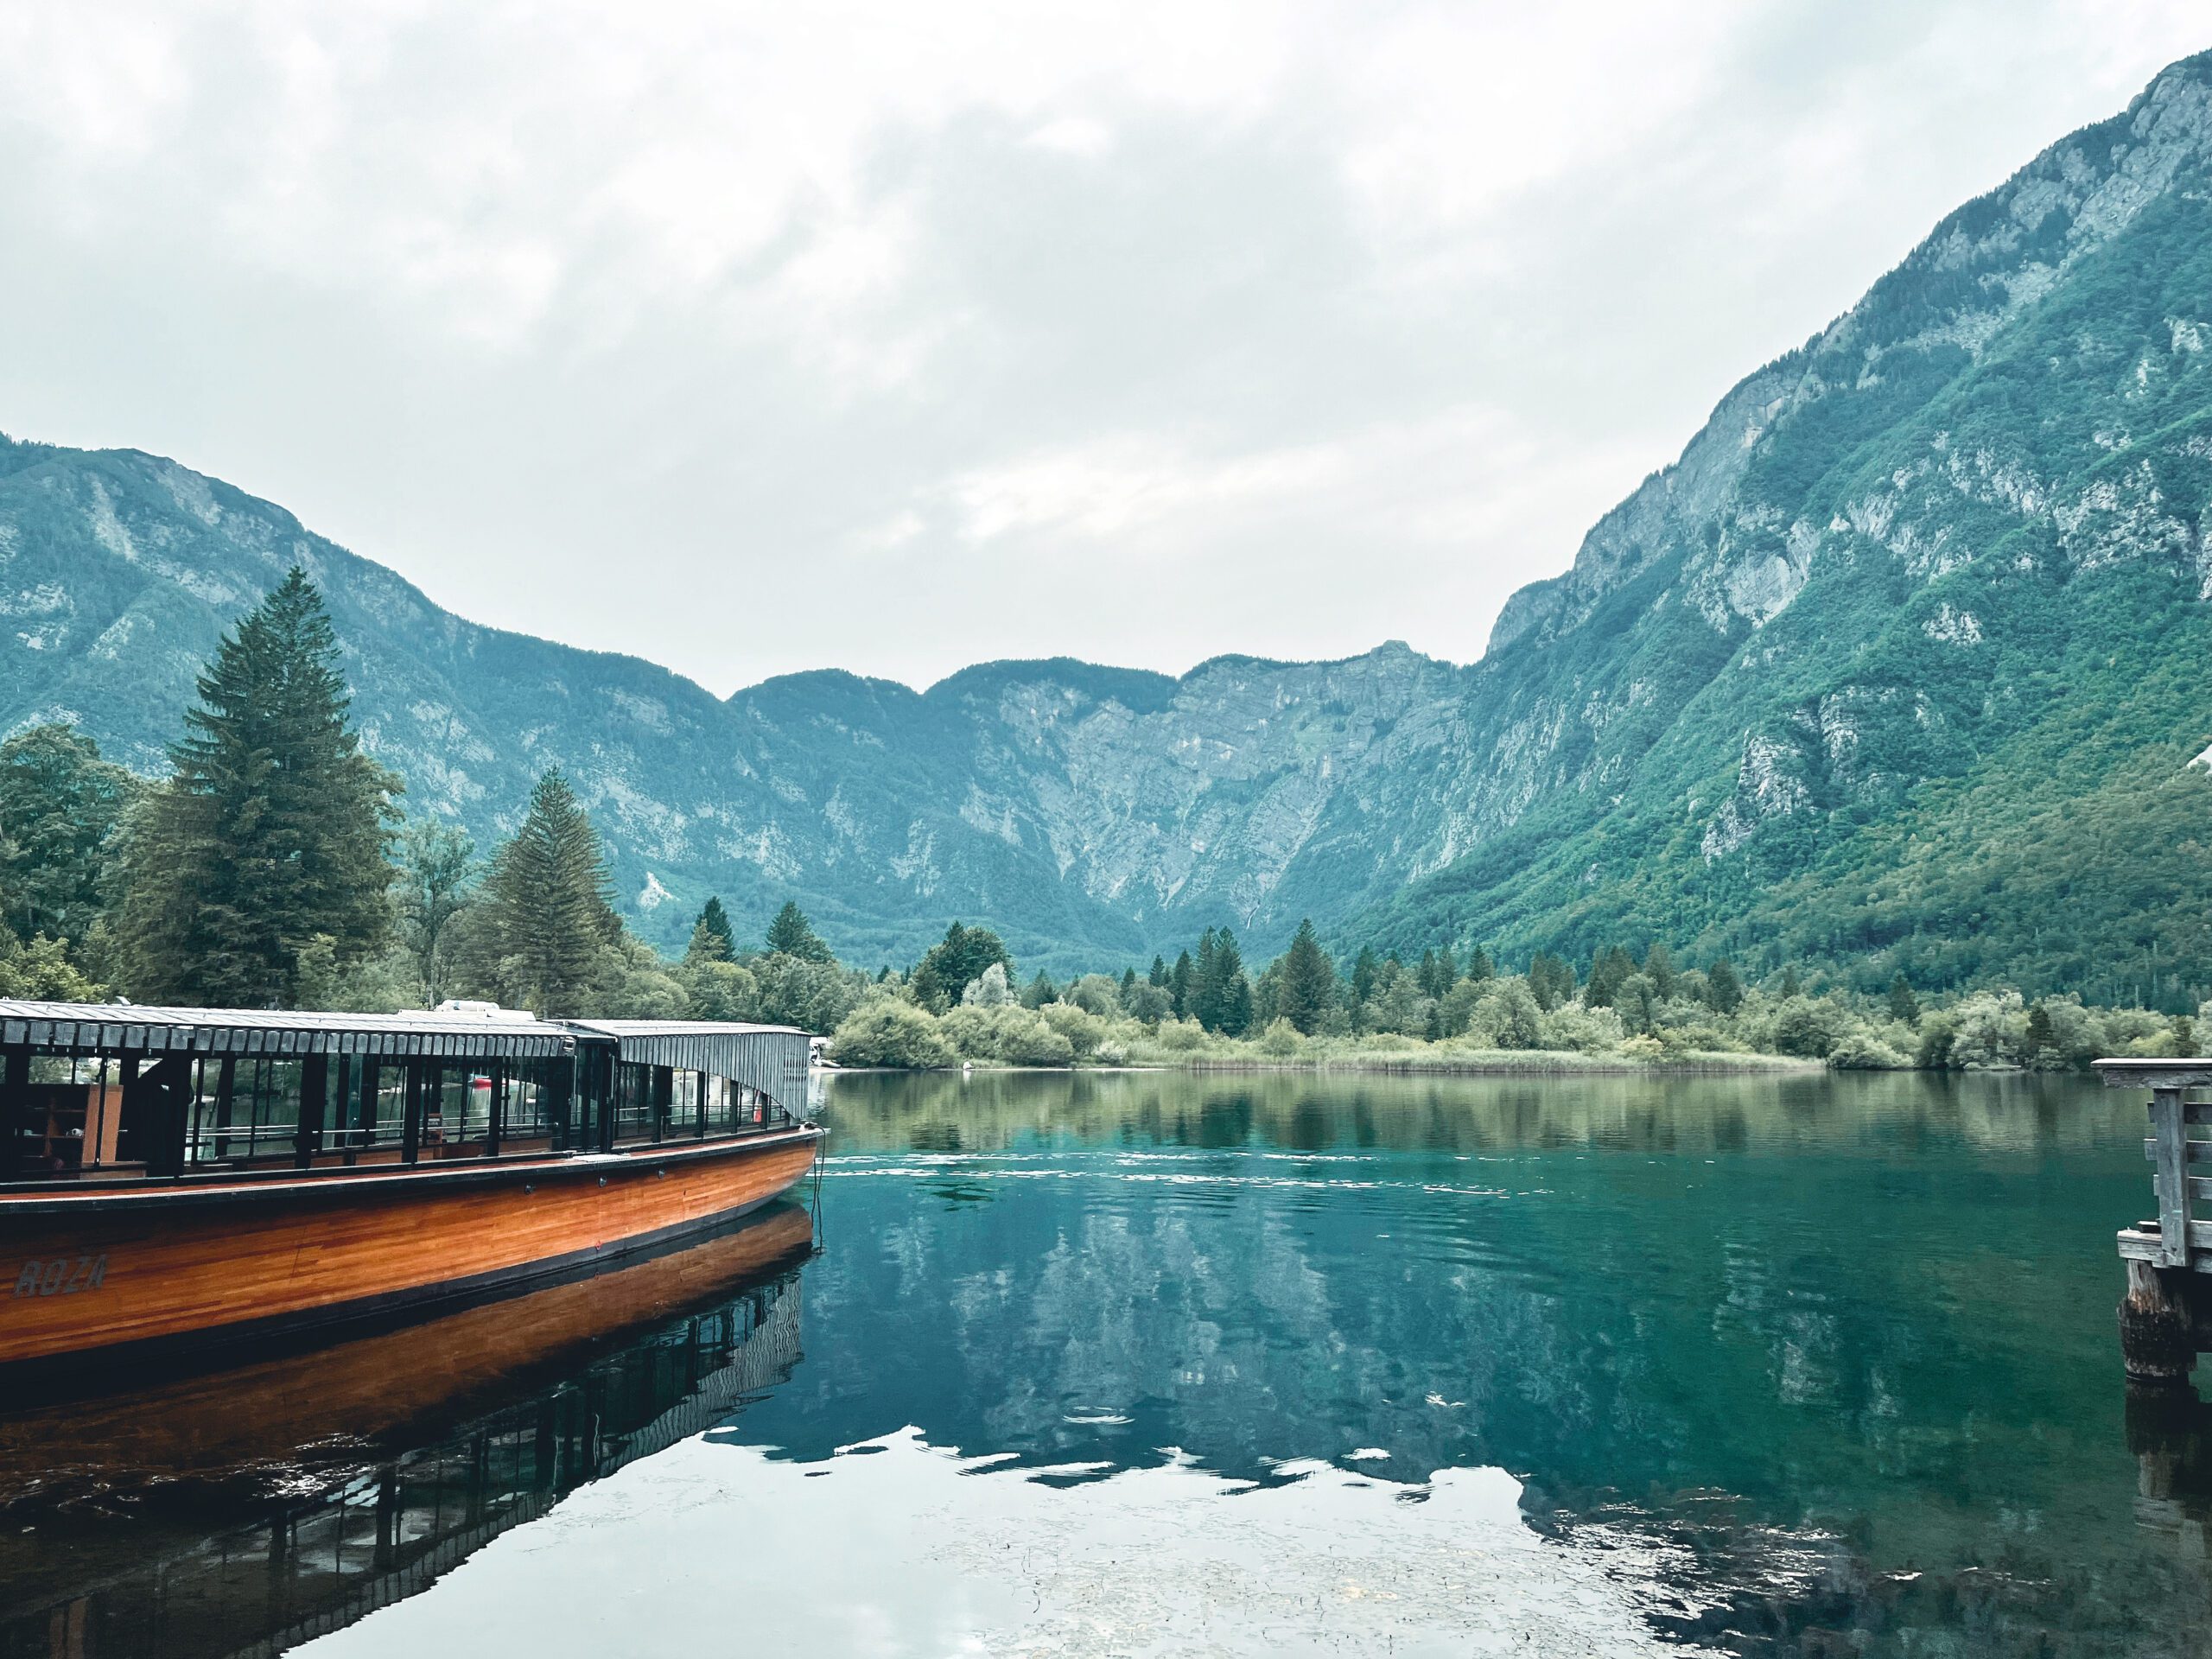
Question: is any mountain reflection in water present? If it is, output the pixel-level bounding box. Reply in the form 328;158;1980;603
6;1069;2212;1656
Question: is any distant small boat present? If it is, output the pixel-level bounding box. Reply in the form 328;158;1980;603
0;1001;824;1382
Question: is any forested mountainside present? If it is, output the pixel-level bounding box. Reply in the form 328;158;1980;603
0;431;1477;971
3;49;2209;995
1354;46;2212;1007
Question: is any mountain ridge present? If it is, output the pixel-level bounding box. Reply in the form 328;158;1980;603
4;48;2211;994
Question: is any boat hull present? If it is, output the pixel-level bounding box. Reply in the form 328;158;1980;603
0;1128;822;1380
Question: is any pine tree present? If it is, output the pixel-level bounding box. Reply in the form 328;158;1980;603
1416;946;1459;999
1642;942;1677;1001
1192;929;1221;1029
1121;966;1138;1000
1351;946;1380;1009
1885;970;1919;1026
474;769;620;1017
1706;958;1744;1014
909;957;951;1015
1585;946;1634;1008
1276;919;1337;1036
687;895;736;963
1529;951;1576;1011
766;899;833;963
1465;945;1494;983
1210;928;1252;1036
119;569;397;1006
1148;955;1170;988
1022;970;1057;1009
1169;950;1193;1019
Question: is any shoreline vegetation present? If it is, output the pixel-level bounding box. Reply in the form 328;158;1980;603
835;1052;1826;1076
0;569;2198;1083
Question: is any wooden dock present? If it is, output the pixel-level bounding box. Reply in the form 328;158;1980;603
2100;1058;2212;1383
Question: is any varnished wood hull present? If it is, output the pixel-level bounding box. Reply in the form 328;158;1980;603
0;1128;822;1379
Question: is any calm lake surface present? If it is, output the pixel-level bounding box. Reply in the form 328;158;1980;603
2;1067;2204;1656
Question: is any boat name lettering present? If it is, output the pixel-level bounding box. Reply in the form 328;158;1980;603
12;1255;106;1298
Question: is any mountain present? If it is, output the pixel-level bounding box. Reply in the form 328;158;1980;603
0;435;1478;970
1353;47;2212;1006
4;50;2211;996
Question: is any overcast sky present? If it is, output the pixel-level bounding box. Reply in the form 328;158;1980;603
0;3;2204;693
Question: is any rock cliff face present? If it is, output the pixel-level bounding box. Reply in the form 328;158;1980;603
0;439;1479;968
4;50;2210;988
1361;48;2212;996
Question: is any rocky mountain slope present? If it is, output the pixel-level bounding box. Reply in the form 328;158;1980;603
3;49;2210;993
1357;46;2212;1004
0;435;1481;969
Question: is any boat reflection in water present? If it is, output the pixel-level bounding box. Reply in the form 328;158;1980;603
0;1199;814;1659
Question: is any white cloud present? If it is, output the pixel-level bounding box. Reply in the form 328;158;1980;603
0;1;2203;689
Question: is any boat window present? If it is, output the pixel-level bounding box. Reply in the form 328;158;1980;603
185;1058;303;1165
664;1070;698;1139
703;1073;735;1135
613;1063;656;1146
10;1053;125;1176
325;1058;408;1157
505;1060;556;1142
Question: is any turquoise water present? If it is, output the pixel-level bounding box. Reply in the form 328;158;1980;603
3;1068;2202;1656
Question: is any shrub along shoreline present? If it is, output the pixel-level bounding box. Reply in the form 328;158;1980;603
835;1051;1822;1076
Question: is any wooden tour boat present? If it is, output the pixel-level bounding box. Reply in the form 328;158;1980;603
0;999;824;1382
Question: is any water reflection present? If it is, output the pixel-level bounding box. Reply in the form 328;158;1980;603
3;1068;2208;1656
0;1202;812;1658
750;1070;2203;1656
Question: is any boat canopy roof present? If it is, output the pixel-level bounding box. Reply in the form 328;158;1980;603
560;1020;810;1089
0;1002;809;1073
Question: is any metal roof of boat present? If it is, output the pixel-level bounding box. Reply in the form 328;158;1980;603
0;1001;579;1058
560;1019;807;1039
0;1005;815;1073
558;1020;811;1088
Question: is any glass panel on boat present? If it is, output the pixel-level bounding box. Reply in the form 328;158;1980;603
613;1062;657;1146
505;1060;557;1147
704;1073;734;1135
665;1069;699;1140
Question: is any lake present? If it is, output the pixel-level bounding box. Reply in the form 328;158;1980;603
0;1067;2202;1657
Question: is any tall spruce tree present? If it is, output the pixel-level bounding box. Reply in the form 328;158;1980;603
1584;945;1636;1008
119;569;397;1007
1168;949;1194;1019
1276;919;1337;1035
474;769;619;1017
1192;929;1221;1028
1529;951;1576;1011
687;895;736;963
1351;946;1381;1008
766;899;834;963
1885;969;1919;1026
1706;958;1745;1014
1211;928;1252;1036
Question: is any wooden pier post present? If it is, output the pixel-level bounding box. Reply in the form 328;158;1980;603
2096;1060;2212;1385
2121;1257;2199;1384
